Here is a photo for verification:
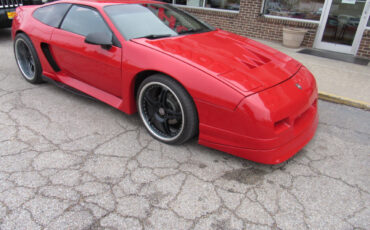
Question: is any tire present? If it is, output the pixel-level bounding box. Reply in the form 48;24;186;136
137;74;198;145
14;33;43;84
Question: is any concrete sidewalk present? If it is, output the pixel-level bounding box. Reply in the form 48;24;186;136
255;38;370;108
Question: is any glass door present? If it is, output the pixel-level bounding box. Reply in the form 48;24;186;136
314;0;370;54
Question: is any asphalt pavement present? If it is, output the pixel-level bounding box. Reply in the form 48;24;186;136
0;28;369;230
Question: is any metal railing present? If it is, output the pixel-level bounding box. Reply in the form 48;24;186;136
0;0;24;9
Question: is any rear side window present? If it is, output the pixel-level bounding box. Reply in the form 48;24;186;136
33;3;71;28
60;5;111;37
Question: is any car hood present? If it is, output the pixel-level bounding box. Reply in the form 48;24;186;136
132;29;301;95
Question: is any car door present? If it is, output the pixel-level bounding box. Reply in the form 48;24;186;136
50;5;122;98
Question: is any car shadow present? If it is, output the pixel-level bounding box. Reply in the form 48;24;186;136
0;28;12;42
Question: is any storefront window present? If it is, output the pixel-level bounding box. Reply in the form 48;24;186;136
205;0;240;11
175;0;204;7
156;0;240;11
263;0;325;21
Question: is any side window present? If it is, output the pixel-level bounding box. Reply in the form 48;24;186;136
60;5;111;37
33;3;71;27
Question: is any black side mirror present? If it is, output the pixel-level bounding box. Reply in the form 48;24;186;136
85;32;113;50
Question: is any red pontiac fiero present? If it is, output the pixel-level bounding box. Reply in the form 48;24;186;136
12;0;318;164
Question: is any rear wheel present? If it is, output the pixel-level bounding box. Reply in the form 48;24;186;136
14;33;43;84
137;74;198;145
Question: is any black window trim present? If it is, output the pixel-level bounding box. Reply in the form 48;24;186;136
58;3;121;48
57;3;73;28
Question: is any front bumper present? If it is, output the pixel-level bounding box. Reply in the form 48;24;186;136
199;110;318;164
198;66;318;164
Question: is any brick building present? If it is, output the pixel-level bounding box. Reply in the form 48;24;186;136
161;0;370;58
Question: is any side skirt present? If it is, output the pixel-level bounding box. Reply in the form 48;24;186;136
42;75;125;112
41;75;96;100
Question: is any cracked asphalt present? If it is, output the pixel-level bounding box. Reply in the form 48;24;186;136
0;28;369;230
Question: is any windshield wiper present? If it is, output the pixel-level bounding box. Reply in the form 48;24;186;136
178;28;199;34
178;28;211;35
132;34;172;40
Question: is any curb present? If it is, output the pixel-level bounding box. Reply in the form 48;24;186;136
318;92;370;111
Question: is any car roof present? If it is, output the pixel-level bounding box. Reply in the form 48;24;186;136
57;0;164;7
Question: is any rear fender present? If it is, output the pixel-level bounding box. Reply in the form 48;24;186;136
12;6;38;39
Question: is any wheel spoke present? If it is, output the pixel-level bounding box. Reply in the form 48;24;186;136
164;110;181;120
143;91;159;107
29;56;35;66
166;109;181;115
19;46;27;58
146;107;155;122
29;62;34;73
165;114;181;120
159;88;168;106
21;43;31;58
151;114;171;135
161;118;171;135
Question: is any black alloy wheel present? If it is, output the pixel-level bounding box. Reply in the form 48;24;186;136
137;74;198;145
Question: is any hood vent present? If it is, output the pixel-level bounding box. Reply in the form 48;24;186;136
238;48;271;69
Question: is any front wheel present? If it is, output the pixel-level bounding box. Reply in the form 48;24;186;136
137;74;198;145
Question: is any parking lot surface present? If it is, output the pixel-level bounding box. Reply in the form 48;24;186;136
0;29;369;229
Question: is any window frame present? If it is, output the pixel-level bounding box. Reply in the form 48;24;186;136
58;4;121;47
260;0;323;24
167;0;240;13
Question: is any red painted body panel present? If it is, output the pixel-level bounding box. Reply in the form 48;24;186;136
134;30;302;95
198;66;318;164
12;0;319;164
50;29;122;97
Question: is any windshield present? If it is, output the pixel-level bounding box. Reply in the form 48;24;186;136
104;4;214;40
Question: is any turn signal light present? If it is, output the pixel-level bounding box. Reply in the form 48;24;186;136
7;12;17;19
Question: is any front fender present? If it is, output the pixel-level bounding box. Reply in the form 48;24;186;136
120;41;244;114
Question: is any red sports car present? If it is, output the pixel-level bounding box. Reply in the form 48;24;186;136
12;0;318;164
